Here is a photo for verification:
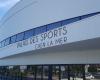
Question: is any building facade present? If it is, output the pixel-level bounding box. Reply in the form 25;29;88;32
0;0;100;80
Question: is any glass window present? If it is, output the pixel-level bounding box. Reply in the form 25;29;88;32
11;35;16;43
25;65;34;79
62;17;80;26
5;38;10;46
80;13;97;20
43;66;49;80
0;42;1;48
24;29;34;39
16;32;24;42
47;22;61;31
1;40;5;47
35;26;47;35
52;65;60;80
36;66;43;79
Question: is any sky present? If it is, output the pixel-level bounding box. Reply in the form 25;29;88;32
0;0;20;20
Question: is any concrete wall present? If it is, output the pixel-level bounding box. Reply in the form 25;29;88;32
0;13;100;58
0;0;100;65
0;47;100;66
0;0;100;41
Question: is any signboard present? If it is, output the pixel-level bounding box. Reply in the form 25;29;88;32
17;26;68;50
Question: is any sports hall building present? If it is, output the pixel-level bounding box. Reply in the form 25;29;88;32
0;0;100;80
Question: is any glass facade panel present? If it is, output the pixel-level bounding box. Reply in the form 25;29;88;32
36;66;43;80
60;66;68;80
1;40;5;47
35;26;47;35
80;12;100;20
43;66;49;80
11;35;16;44
80;14;91;19
0;65;100;80
62;17;80;26
5;38;10;46
52;66;60;80
16;32;24;42
24;29;34;39
47;22;61;31
0;42;1;48
26;65;35;79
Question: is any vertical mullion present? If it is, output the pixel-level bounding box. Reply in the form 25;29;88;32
82;65;86;80
48;65;52;80
41;65;43;80
68;65;70;80
59;65;61;80
34;66;37;80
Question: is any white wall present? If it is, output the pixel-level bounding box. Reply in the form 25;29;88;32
0;0;100;65
0;0;100;41
0;47;100;66
0;14;100;58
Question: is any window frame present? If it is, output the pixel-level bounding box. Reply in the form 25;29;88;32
16;32;24;42
0;42;2;48
24;29;34;39
5;37;10;46
1;40;5;47
10;35;17;44
47;22;61;31
62;17;80;26
35;25;47;35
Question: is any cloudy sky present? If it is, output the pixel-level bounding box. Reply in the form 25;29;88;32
0;0;20;20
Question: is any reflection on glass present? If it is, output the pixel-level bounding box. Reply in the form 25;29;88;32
37;66;43;80
52;66;60;80
61;66;68;80
43;66;49;80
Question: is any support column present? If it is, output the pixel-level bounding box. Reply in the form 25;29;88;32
34;66;37;80
59;65;61;80
68;65;70;80
82;65;86;80
41;65;43;80
48;65;52;80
